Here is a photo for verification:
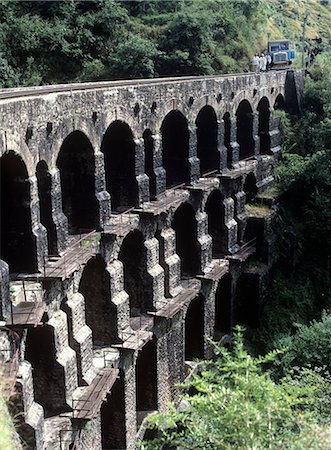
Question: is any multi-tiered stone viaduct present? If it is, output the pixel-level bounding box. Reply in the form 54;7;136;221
0;70;303;449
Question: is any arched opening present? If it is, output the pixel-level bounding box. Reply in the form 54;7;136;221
274;93;285;111
205;190;226;257
172;203;200;277
57;131;99;233
236;100;255;160
143;130;157;200
235;274;259;329
25;326;69;417
0;151;37;273
215;274;232;337
223;112;232;169
78;255;117;346
161;110;190;188
101;121;138;211
185;294;204;360
36;161;58;255
258;97;271;155
101;373;126;450
118;230;152;316
136;339;158;427
244;172;258;204
196;106;219;175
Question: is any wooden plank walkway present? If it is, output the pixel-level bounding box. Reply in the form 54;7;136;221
73;368;118;420
197;259;229;281
11;232;100;281
151;279;200;319
134;189;187;216
6;302;46;327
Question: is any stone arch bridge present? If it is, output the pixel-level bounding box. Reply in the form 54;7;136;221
0;70;303;449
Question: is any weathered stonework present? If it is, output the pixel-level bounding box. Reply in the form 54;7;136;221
0;70;303;449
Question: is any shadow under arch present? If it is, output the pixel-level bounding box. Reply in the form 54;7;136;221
118;229;153;316
185;294;205;360
171;202;200;277
257;97;271;155
57;130;99;233
101;120;138;211
196;105;219;175
161;110;190;188
0;151;37;273
236;99;255;160
36;160;58;255
205;189;227;257
78;254;118;346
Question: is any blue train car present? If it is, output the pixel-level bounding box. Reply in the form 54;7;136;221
268;40;296;70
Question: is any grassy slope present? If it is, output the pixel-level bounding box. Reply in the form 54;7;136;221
266;0;331;46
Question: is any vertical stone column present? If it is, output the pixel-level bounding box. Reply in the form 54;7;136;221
48;311;78;408
152;133;166;196
253;113;260;157
108;259;130;336
65;293;95;385
50;168;68;254
230;118;240;165
224;198;239;253
17;361;45;450
29;176;48;271
196;211;212;272
94;152;111;228
0;260;10;320
144;238;166;311
233;191;247;244
218;119;227;171
124;361;137;450
134;138;149;206
158;228;182;298
188;125;200;184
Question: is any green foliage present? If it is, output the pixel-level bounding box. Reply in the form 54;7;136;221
3;0;330;86
279;313;331;375
141;329;331;449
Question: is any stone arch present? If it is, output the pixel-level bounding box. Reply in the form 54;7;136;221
243;172;258;204
274;93;285;111
185;294;204;360
196;105;219;175
118;229;152;316
257;97;271;155
25;325;69;417
205;190;227;257
161;110;190;188
0;151;38;273
57;130;99;233
36;160;58;255
143;129;157;200
236;100;255;160
215;273;232;337
136;338;158;426
171;202;200;277
101;371;126;450
101;120;138;211
223;112;232;169
78;255;118;346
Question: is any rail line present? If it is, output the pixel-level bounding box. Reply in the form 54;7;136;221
0;70;287;100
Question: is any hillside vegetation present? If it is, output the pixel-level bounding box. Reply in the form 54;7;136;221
0;0;330;87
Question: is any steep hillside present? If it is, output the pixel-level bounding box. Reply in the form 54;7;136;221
0;0;330;86
266;0;331;48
